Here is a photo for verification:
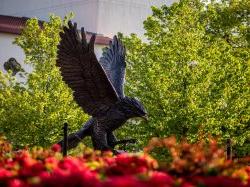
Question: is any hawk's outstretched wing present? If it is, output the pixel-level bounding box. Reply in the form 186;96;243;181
99;36;126;98
56;21;119;116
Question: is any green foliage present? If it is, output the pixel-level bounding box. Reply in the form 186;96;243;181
117;0;250;155
0;15;88;148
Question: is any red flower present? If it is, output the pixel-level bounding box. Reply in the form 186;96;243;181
192;176;247;187
105;154;156;176
51;144;61;152
180;182;195;187
0;168;12;179
148;171;174;186
103;175;146;187
7;179;26;187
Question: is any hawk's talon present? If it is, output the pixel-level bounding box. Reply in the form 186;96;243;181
112;149;126;155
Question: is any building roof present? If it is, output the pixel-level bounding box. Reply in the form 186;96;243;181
0;15;111;45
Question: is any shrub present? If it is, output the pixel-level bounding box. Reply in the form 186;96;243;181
0;136;249;187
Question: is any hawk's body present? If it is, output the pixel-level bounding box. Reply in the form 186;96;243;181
56;21;147;152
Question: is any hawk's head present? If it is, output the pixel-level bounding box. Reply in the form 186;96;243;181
119;97;147;120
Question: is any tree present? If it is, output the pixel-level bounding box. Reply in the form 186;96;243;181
0;15;88;148
117;0;249;155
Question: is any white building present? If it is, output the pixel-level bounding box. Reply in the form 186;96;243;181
0;15;111;75
0;0;174;76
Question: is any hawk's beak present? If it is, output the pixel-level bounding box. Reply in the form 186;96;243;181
141;115;148;122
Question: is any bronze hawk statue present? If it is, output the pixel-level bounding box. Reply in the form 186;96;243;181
56;21;147;154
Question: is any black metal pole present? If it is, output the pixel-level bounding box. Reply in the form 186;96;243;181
63;123;68;157
226;138;232;160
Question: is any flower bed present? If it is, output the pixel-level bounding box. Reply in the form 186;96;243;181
0;136;249;187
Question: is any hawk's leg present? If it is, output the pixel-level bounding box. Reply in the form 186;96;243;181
92;122;111;151
107;132;117;149
92;123;125;155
